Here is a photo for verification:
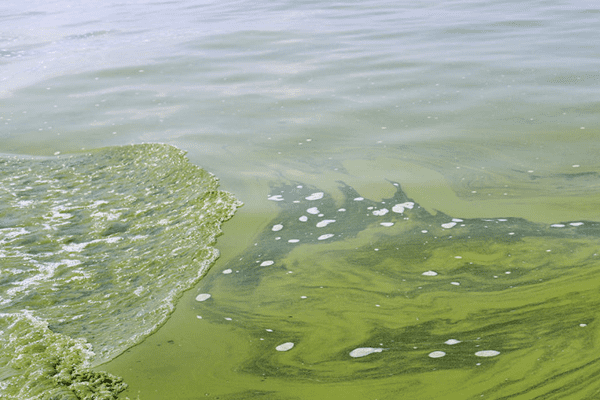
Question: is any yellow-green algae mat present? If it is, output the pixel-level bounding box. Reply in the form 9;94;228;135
110;181;600;399
0;144;241;399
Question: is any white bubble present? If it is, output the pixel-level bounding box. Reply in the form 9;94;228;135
551;224;565;228
428;351;446;358
338;208;346;212
455;256;462;259
445;339;461;345
276;342;294;351
316;219;336;227
392;202;414;213
372;208;389;216
580;323;587;327
300;296;307;299
475;350;500;357
299;215;308;222
354;197;364;201
349;347;385;358
318;234;334;240
570;222;584;226
422;270;438;276
421;230;428;233
307;207;320;214
450;282;460;286
288;239;300;243
195;293;211;302
272;224;283;231
441;222;457;229
452;218;463;222
380;222;394;227
222;269;233;274
306;192;324;201
268;195;284;201
260;260;274;266
224;317;232;321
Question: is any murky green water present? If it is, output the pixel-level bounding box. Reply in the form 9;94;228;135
103;180;600;399
2;0;600;398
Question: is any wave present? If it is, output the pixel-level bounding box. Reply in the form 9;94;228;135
0;144;242;399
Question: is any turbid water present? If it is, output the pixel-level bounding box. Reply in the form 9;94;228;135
2;0;600;398
103;180;600;399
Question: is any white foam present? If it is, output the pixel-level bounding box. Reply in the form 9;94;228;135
272;224;283;232
475;350;500;357
299;215;308;222
316;219;336;228
268;195;284;201
306;192;324;201
445;339;461;345
260;260;274;266
428;351;446;358
349;347;385;358
318;234;334;240
422;270;438;276
17;200;34;208
372;208;389;216
380;222;394;227
62;242;88;252
392;202;414;213
276;342;294;351
222;269;233;274
307;207;320;215
441;222;457;229
195;293;211;302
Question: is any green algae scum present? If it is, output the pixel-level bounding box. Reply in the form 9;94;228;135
107;179;600;399
2;145;600;399
0;144;241;399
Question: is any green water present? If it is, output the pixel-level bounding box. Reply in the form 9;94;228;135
104;180;600;399
3;0;600;398
0;144;241;399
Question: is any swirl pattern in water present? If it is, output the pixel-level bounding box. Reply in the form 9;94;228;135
0;144;241;399
187;181;600;399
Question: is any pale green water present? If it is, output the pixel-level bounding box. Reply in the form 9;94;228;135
2;0;600;398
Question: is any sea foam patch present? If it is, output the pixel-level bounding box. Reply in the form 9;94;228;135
349;347;385;358
195;293;211;302
276;342;294;351
305;192;324;201
475;350;500;357
316;219;336;228
428;351;446;358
